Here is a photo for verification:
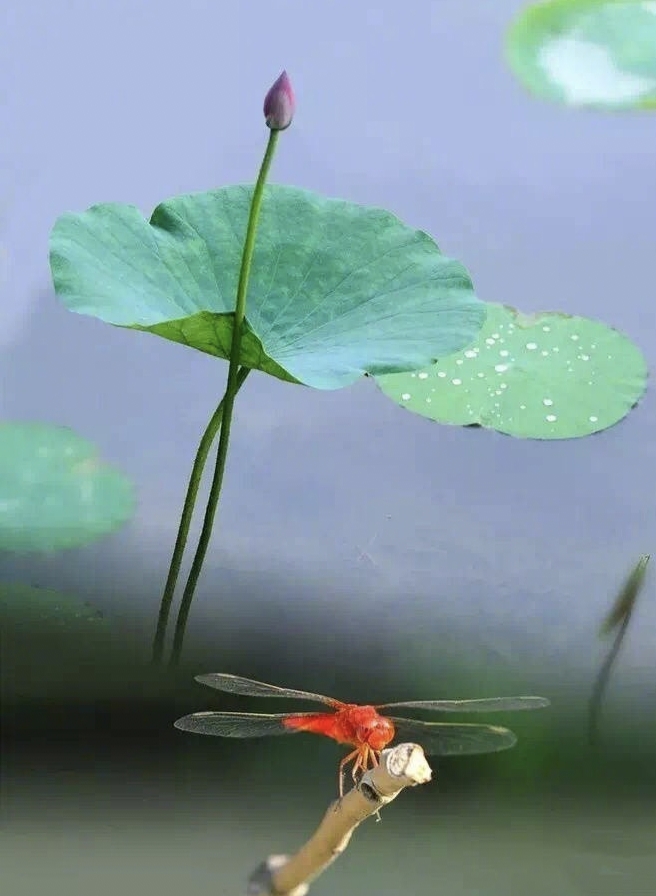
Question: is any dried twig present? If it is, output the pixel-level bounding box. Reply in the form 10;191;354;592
247;743;432;895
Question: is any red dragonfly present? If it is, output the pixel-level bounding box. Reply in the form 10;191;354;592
174;673;549;795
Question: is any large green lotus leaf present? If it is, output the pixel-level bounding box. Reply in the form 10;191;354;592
506;0;656;110
49;184;485;390
0;423;135;551
375;303;648;439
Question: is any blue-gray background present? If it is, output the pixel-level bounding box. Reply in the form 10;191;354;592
2;1;655;894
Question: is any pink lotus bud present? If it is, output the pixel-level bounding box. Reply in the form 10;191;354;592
263;70;295;130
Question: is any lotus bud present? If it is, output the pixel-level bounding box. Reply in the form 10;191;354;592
263;70;295;130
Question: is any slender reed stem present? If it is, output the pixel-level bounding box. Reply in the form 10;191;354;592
587;609;632;748
151;366;251;664
169;130;280;665
588;554;650;746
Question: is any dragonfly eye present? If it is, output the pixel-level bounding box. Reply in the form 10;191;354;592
358;717;395;750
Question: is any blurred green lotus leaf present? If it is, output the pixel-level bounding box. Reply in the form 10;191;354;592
506;0;656;110
0;423;135;551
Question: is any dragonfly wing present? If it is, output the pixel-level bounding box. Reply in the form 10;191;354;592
174;711;317;738
379;696;550;713
194;673;337;706
388;718;518;755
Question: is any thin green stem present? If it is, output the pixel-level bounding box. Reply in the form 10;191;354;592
169;130;280;666
151;366;251;664
587;609;632;749
587;554;650;747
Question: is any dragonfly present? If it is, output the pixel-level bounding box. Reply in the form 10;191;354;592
174;673;550;795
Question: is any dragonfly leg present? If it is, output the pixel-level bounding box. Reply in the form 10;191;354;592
351;753;363;785
339;746;381;796
350;745;374;787
338;748;359;798
359;746;379;775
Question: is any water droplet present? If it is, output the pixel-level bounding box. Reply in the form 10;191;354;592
477;372;485;378
494;363;508;373
464;349;478;358
589;415;598;423
401;393;411;401
553;347;560;353
579;354;590;361
526;342;537;350
543;398;554;406
542;326;551;332
438;371;447;378
485;338;496;346
492;333;500;339
452;378;462;386
426;397;432;403
456;359;464;366
500;383;507;390
418;372;428;379
546;414;557;422
499;349;509;357
571;334;579;341
495;389;502;396
520;405;526;410
541;350;549;356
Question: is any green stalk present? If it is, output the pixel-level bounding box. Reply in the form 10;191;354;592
588;554;650;747
169;130;280;666
151;366;250;665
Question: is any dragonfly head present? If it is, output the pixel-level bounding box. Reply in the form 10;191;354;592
357;714;395;751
